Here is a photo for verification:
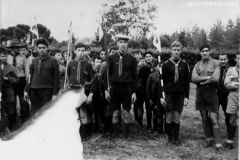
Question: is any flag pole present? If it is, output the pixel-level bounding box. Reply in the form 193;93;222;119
154;31;165;99
27;20;39;97
63;21;72;90
102;15;110;91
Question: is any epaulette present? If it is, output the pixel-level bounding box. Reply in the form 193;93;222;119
182;60;186;63
164;60;168;63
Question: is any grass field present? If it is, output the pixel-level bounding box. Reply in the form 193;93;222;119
84;84;238;160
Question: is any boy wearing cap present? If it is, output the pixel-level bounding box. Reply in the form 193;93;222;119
135;51;153;130
7;40;28;123
25;38;60;114
223;51;239;150
161;41;190;145
192;44;222;151
105;34;137;139
67;42;96;141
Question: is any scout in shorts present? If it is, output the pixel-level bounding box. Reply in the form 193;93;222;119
67;42;96;141
161;41;190;145
105;34;137;139
223;51;239;150
192;44;222;151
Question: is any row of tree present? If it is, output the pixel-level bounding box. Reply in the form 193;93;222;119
0;0;239;51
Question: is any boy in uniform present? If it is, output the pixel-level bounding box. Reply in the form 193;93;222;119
223;51;239;149
67;42;96;141
136;51;153;130
91;56;102;132
7;40;28;123
192;44;222;151
24;38;60;114
217;53;230;131
146;59;165;134
105;34;137;139
161;41;190;145
0;48;19;131
50;49;66;89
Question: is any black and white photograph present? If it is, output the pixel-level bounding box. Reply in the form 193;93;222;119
0;0;239;159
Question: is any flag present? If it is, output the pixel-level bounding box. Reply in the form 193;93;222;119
153;32;161;52
30;17;39;38
26;33;31;44
99;26;104;41
153;28;161;52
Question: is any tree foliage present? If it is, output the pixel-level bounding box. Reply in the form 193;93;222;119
0;23;55;45
103;0;157;38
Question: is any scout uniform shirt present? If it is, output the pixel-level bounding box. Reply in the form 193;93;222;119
224;66;239;114
192;57;220;85
7;54;27;80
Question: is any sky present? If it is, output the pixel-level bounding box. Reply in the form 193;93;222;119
0;0;239;42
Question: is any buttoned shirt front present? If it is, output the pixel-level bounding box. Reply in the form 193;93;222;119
7;54;27;78
192;57;220;85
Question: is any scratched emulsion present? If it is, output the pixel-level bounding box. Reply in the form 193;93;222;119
0;89;87;160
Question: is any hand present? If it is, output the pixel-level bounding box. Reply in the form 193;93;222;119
154;105;158;110
160;98;166;108
149;100;153;106
86;94;93;104
4;77;9;80
184;98;188;106
24;92;28;100
52;95;57;100
131;93;137;103
105;91;111;102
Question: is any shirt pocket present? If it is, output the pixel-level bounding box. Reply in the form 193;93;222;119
207;67;214;76
197;68;203;75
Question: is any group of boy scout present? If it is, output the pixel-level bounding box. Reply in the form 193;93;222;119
0;34;239;151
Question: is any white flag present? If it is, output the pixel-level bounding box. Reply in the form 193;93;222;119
30;17;39;38
153;32;161;52
99;25;104;41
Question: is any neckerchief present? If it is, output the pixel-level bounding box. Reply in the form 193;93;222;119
169;57;181;83
38;55;49;75
76;59;84;84
118;52;127;77
221;64;229;83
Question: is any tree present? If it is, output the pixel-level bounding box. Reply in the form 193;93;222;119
0;23;55;45
178;30;187;47
37;24;53;44
190;25;208;49
102;0;157;38
208;20;225;49
232;17;240;49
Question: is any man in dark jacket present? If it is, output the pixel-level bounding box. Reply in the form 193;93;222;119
25;38;60;114
161;41;190;145
105;34;137;139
